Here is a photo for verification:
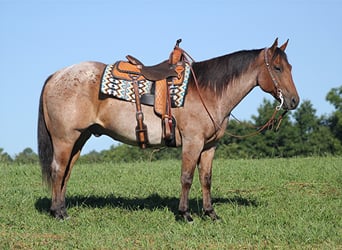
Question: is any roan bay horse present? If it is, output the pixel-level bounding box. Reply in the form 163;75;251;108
38;38;299;221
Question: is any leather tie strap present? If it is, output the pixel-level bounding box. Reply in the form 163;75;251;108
131;75;149;148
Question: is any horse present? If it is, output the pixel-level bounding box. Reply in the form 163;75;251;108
38;38;299;222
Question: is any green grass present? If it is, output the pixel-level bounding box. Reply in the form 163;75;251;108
0;157;341;249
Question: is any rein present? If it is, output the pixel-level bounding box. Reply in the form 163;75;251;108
182;47;287;139
182;50;221;133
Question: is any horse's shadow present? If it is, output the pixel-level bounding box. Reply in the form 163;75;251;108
35;194;260;220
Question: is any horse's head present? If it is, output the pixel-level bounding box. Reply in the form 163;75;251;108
258;38;299;110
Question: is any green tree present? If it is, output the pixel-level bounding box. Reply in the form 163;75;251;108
14;147;38;165
217;98;297;158
326;86;342;111
79;150;102;164
0;148;13;164
293;100;341;155
292;100;319;155
250;98;297;157
326;86;342;142
216;119;253;159
100;144;151;163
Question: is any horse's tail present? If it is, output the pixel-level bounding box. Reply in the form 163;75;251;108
38;75;54;188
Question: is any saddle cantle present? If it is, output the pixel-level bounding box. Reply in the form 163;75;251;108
101;39;191;148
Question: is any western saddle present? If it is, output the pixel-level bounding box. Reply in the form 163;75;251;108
112;39;187;148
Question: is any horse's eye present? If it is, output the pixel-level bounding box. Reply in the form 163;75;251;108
274;65;282;73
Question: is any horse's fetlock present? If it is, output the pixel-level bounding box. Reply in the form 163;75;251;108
204;209;220;221
178;210;194;223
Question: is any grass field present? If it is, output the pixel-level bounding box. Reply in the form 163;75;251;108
0;157;341;249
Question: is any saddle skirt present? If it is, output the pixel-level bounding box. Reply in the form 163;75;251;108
100;62;191;108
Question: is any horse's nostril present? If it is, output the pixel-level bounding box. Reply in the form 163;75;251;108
291;96;299;108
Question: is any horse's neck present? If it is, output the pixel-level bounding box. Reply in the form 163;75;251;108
219;69;259;119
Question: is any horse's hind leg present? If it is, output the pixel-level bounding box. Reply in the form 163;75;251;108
198;146;219;220
50;132;90;219
49;140;74;219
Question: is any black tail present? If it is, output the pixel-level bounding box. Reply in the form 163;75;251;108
38;76;54;188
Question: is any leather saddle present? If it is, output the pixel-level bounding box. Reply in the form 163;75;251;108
111;39;186;148
112;58;179;82
112;51;185;84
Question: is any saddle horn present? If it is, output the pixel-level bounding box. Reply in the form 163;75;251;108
175;38;182;47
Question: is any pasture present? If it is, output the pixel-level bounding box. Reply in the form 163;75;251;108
0;157;341;249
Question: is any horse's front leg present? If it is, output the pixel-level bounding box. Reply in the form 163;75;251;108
198;146;219;220
179;141;203;222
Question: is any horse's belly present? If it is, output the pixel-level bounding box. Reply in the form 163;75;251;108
97;99;165;146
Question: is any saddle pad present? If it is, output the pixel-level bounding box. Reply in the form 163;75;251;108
101;64;153;102
169;63;191;107
101;63;191;107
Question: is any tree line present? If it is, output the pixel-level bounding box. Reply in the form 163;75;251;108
1;87;341;165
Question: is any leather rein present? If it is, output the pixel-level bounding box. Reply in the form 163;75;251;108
182;47;287;139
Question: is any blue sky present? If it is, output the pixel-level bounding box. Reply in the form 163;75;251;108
0;0;341;157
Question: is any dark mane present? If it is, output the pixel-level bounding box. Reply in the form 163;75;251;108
191;49;262;94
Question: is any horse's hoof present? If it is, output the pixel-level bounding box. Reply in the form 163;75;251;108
178;211;194;223
50;209;69;220
204;209;220;221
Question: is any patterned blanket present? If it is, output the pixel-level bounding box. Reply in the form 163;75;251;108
100;63;191;108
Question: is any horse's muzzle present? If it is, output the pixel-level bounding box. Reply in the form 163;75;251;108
284;95;300;110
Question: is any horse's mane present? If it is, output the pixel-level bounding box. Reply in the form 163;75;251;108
190;49;263;94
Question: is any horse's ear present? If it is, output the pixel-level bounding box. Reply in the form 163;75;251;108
280;39;289;51
269;38;278;53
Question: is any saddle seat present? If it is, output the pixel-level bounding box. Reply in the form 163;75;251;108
126;55;179;81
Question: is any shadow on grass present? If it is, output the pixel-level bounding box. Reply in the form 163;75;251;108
35;194;260;220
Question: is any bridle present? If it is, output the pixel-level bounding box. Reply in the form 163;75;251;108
184;46;288;139
264;47;284;111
